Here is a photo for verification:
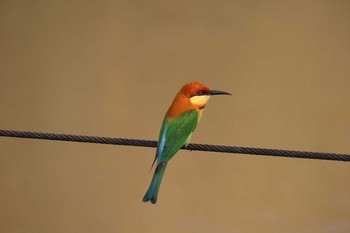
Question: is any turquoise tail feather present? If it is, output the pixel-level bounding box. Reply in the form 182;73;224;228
143;161;168;204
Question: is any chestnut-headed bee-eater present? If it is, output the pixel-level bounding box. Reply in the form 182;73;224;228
143;82;231;204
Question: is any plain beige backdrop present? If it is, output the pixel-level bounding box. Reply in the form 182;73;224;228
1;1;350;232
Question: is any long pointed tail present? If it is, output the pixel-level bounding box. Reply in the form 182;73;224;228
143;161;168;204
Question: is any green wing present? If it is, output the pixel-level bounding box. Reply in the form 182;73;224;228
144;109;199;203
155;110;199;165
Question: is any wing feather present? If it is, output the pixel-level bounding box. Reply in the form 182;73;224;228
153;110;198;166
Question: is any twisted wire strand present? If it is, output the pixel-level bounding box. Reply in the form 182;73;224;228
0;129;349;162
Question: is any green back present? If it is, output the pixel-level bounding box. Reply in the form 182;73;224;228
155;109;199;165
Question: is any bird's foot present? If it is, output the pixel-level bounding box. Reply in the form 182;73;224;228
184;144;192;151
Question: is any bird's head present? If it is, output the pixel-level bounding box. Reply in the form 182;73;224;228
166;82;231;118
181;82;231;109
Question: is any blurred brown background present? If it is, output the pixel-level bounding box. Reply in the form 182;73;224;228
1;0;350;232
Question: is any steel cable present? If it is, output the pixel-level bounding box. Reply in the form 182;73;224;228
0;129;349;162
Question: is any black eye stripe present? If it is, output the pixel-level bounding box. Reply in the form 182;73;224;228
197;90;208;96
189;90;209;98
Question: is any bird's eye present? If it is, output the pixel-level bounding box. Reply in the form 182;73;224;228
197;90;204;95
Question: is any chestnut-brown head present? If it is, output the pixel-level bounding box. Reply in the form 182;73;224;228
167;82;231;118
182;82;231;109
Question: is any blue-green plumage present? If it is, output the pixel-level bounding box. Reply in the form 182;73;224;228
143;110;199;204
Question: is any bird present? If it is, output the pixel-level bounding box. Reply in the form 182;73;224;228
142;82;231;204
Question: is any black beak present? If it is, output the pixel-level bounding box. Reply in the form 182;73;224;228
209;90;232;96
